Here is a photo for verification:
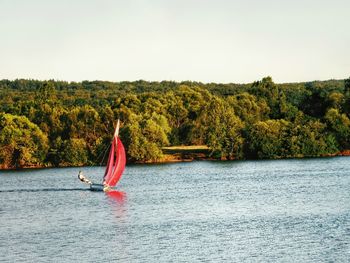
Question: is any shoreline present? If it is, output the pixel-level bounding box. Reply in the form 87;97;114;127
1;150;350;171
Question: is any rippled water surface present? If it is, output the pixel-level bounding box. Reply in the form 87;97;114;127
1;157;350;262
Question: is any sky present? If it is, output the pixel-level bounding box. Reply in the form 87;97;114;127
0;0;349;83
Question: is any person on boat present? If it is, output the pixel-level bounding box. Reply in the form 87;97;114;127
78;171;92;185
102;180;111;192
78;171;109;191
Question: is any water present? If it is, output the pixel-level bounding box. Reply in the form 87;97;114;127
1;157;350;262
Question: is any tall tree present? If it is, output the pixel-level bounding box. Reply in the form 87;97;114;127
199;97;244;159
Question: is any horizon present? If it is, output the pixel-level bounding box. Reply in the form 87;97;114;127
0;76;347;86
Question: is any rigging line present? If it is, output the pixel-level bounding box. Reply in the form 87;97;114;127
98;123;117;166
99;143;111;166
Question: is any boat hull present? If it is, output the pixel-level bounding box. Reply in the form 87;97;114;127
90;184;105;191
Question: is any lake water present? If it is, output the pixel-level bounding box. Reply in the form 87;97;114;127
1;157;350;262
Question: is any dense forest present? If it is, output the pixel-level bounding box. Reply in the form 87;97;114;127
0;77;350;169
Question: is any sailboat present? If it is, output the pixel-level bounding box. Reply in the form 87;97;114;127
78;120;126;192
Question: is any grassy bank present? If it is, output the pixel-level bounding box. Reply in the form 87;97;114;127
160;145;211;162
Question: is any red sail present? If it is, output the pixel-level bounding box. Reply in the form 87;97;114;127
103;136;126;187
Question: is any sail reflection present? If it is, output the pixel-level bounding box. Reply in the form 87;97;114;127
106;190;127;204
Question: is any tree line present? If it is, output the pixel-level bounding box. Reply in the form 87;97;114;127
0;77;349;169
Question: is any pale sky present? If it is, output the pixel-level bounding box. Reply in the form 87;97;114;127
0;0;349;83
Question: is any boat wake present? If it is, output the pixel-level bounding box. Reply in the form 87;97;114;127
0;188;90;193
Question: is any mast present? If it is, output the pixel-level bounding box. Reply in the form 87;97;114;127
114;119;120;139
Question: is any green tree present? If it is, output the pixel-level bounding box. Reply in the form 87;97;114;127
344;77;350;114
325;108;350;149
287;112;338;157
60;138;88;166
345;77;350;95
143;113;171;146
327;92;345;110
164;91;189;144
227;92;270;123
121;112;170;162
199;97;244;159
36;81;56;103
247;119;290;159
0;113;49;168
250;77;281;118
